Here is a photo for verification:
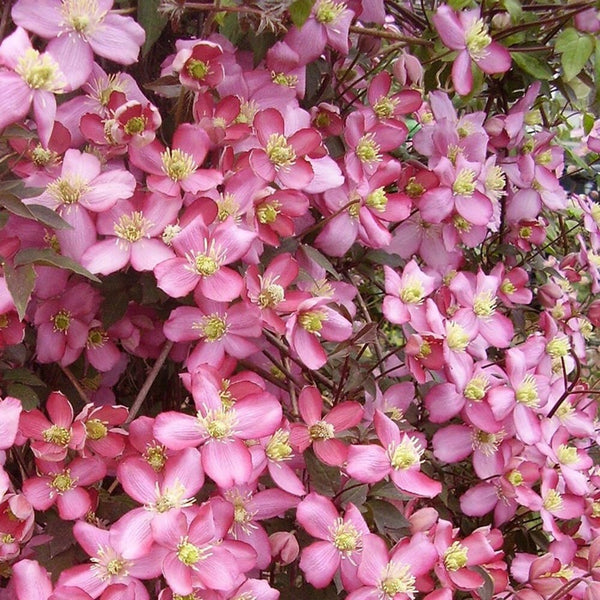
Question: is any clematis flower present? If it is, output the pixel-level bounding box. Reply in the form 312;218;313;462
289;386;363;466
11;0;145;90
0;27;66;146
432;4;511;96
297;493;371;590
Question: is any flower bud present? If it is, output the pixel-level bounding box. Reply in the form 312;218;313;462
269;531;299;564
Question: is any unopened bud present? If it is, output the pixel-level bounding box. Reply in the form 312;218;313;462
269;531;299;564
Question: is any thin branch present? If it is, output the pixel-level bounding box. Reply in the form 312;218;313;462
60;365;90;405
349;25;433;46
125;340;174;424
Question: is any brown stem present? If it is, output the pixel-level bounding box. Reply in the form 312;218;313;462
349;25;433;46
125;340;174;424
60;365;90;405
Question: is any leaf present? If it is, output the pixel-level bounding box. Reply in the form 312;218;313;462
300;244;340;278
138;0;168;57
289;0;315;28
555;28;594;81
1;368;45;387
6;383;39;410
338;483;369;508
584;113;595;135
4;262;35;320
0;194;71;229
144;75;182;98
14;248;100;283
304;448;341;496
502;0;522;21
448;0;472;9
473;566;495;600
369;498;410;537
511;52;553;80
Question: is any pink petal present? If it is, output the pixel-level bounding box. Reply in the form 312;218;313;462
154;412;203;449
346;445;390;483
88;13;145;65
296;493;338;539
299;541;340;588
202;439;252;488
451;50;473;96
47;33;93;91
298;387;323;424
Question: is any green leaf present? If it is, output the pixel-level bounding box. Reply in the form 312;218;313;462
289;0;315;28
473;566;495;600
511;52;553;80
0;194;71;229
502;0;522;21
300;244;340;278
584;113;596;135
338;483;369;508
304;449;340;496
1;368;45;387
448;0;473;9
369;498;410;537
137;0;168;57
14;248;100;283
555;28;594;81
4;262;35;321
6;383;39;410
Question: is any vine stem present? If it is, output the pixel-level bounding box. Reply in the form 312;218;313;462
60;365;90;405
125;340;174;424
349;25;433;46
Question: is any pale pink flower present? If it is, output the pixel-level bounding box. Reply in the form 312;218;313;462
12;0;145;90
432;4;511;96
0;27;65;146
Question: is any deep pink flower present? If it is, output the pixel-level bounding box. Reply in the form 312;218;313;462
12;0;145;90
172;41;224;91
289;386;363;466
432;4;511;96
75;403;128;458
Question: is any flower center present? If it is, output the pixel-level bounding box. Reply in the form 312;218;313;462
144;443;167;471
271;72;299;87
373;97;397;120
400;278;425;304
256;200;281;224
299;310;327;333
556;444;578;465
153;482;195;513
266;134;296;170
161;148;197;181
85;419;108;440
465;19;492;60
388;436;423;470
124;116;146;135
51;309;72;333
486;166;506;193
446;321;469;352
187;59;210;81
43;424;71;446
444;541;468;571
256;280;285;308
266;429;293;461
87;328;107;349
308;420;335;441
473;291;497;318
356;133;381;164
404;177;425;198
453;215;471;232
217;194;241;222
194;314;228;342
452;168;476;196
500;279;516;295
177;538;205;566
330;518;360;553
51;470;75;493
47;177;88;205
515;374;539;408
546;336;570;358
472;429;503;456
114;212;152;244
316;0;346;24
365;187;388;212
162;224;181;245
199;408;236;440
379;563;416;599
543;489;563;512
31;145;59;167
464;374;489;401
15;49;64;91
506;469;523;486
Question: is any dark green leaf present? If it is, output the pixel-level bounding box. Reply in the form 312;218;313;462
369;498;410;536
448;0;473;9
473;566;495;600
289;0;315;28
300;244;340;278
365;249;403;267
1;368;45;387
6;382;39;410
338;483;369;508
304;448;340;496
14;248;100;283
4;262;35;320
511;52;554;80
138;0;168;57
0;194;71;229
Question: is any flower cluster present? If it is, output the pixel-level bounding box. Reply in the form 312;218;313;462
0;1;599;599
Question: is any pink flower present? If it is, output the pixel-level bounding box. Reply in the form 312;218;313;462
22;455;106;520
249;108;322;190
432;4;511;96
75;403;128;458
289;386;363;466
346;411;442;498
0;27;66;145
154;216;255;303
12;0;145;90
285;296;353;370
172;41;225;91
